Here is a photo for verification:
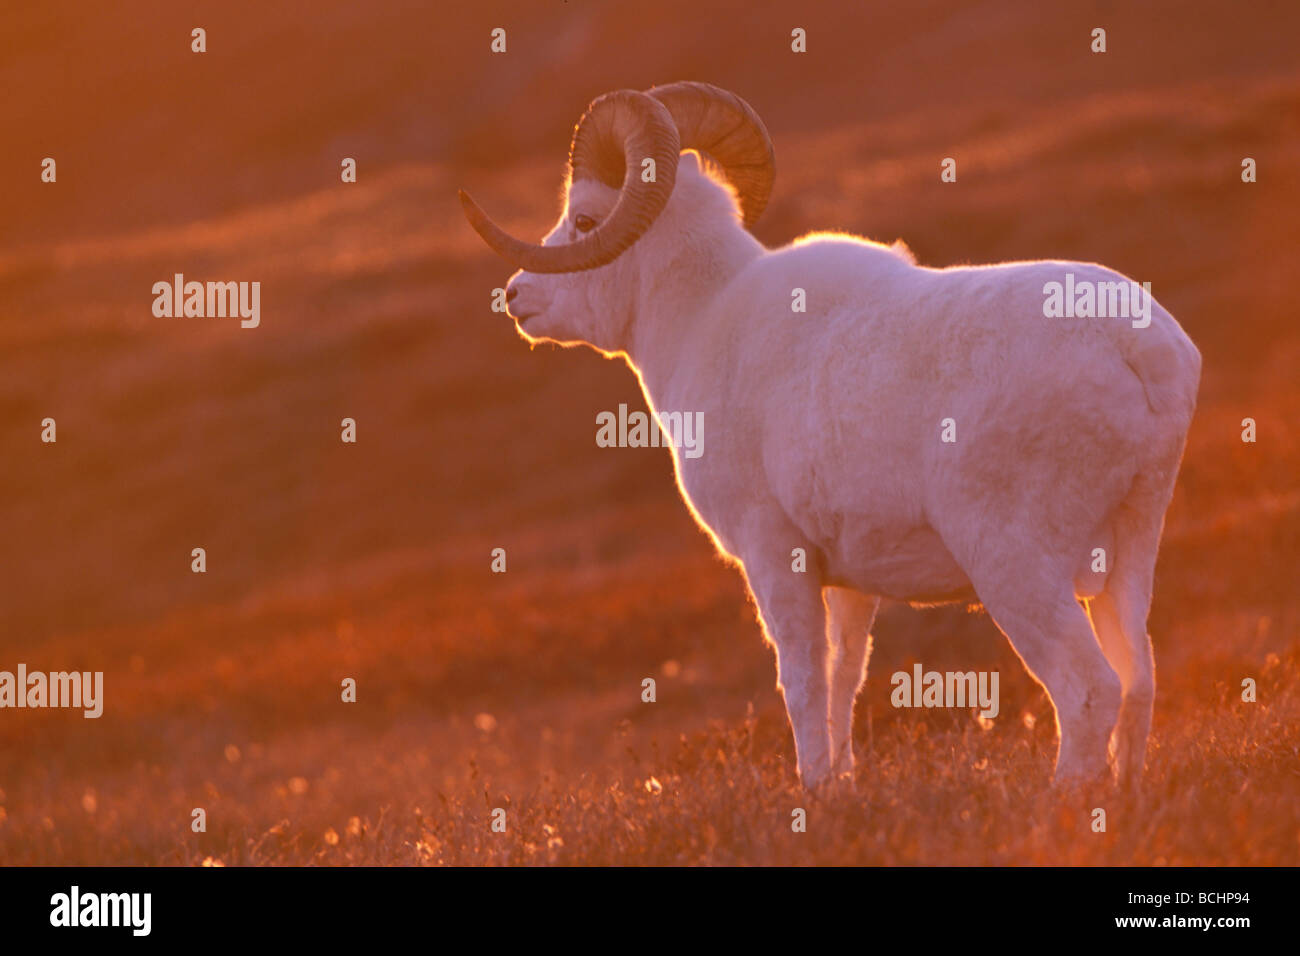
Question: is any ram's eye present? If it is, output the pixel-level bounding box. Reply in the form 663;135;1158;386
574;214;598;233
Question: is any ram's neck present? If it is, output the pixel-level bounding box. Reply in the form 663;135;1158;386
623;231;763;404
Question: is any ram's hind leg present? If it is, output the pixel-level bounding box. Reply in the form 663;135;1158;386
825;587;880;777
1087;484;1167;788
1088;588;1154;788
970;562;1121;784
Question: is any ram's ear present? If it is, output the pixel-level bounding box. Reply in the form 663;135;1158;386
677;149;703;174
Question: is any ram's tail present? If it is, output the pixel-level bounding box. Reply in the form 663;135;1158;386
1119;298;1201;422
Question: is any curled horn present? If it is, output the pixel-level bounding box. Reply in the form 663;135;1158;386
459;90;680;273
646;81;775;228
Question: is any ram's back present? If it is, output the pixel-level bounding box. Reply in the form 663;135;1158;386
704;239;1199;590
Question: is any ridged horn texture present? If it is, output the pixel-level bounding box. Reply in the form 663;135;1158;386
646;81;775;228
459;83;775;273
460;90;679;274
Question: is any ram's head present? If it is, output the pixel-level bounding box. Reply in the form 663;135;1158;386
459;82;774;351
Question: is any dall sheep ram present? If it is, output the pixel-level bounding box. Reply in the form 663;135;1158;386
460;82;1201;789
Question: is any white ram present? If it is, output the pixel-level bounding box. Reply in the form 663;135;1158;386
460;82;1201;789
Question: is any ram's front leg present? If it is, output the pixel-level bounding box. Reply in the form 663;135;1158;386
826;587;880;777
741;548;832;788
